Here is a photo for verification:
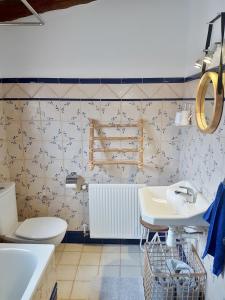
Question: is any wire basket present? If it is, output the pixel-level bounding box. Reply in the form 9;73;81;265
143;241;206;300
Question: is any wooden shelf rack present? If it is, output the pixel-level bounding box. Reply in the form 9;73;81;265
88;119;144;170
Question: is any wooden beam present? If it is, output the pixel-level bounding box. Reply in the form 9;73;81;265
0;0;96;22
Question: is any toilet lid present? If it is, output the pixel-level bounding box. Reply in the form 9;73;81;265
15;217;68;240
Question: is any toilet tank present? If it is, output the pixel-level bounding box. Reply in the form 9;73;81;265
0;182;18;235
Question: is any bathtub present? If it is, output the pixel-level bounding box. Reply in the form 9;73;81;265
0;243;55;300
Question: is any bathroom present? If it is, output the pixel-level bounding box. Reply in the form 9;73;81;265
0;0;225;299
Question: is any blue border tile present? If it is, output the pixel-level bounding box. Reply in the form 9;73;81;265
62;230;155;244
1;77;185;84
143;77;184;84
100;78;122;84
59;78;79;84
1;65;224;84
37;78;60;84
121;78;143;84
79;78;101;84
1;65;223;86
22;78;41;83
2;78;19;83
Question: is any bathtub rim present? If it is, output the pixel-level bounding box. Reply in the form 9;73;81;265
0;243;55;300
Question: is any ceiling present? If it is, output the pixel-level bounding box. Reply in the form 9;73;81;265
0;0;95;21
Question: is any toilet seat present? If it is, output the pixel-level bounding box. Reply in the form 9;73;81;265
15;217;67;240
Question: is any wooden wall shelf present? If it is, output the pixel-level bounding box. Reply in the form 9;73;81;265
93;136;141;141
88;119;144;170
93;148;139;153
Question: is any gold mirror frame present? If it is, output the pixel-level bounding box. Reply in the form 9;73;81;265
195;71;224;133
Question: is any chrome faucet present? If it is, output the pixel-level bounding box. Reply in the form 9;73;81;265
174;186;197;203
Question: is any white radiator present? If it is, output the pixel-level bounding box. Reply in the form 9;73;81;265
89;184;145;239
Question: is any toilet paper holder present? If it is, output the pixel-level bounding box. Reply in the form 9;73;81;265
66;172;79;188
66;172;88;192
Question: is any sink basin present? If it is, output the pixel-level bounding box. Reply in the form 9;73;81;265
139;181;209;227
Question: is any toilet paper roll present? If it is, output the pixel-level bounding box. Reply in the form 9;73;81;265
175;112;182;126
175;111;191;126
65;183;77;189
180;110;191;126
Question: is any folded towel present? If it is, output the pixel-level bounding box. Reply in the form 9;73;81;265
153;258;196;289
166;258;196;288
202;182;225;276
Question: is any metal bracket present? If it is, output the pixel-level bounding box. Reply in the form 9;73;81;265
0;0;44;26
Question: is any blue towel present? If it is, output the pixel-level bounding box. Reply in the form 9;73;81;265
202;182;225;276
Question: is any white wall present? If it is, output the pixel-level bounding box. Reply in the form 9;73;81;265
185;0;225;76
0;0;189;78
0;0;225;78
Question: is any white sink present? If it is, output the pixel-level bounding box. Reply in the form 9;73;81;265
139;181;209;227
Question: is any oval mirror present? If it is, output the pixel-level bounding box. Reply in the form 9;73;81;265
204;80;214;124
195;72;224;133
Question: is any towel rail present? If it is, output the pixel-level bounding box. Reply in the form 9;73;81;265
88;119;144;170
92;136;142;141
93;148;140;153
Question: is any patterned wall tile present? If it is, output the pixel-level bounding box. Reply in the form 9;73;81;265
20;101;41;121
44;141;64;160
4;84;30;99
23;141;44;160
101;101;121;122
4;100;21;121
167;83;184;98
42;121;62;142
179;81;225;297
0;124;6;139
18;83;43;98
78;84;101;99
183;80;199;99
0;163;10;181
64;85;87;99
121;101;142;123
0;141;8;161
121;85;147;99
94;85;119;99
8;141;24;160
22;120;42;142
2;82;187;100
63;139;82;160
46;84;72;98
0;82;185;231
62;121;82;141
61;101;81;122
64;159;83;177
106;84;131;99
40;101;62;121
138;84;161;98
24;159;45;178
179;120;225;201
150;84;180;99
34;85;58;99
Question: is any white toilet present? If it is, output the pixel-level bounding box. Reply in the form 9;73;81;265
0;182;67;245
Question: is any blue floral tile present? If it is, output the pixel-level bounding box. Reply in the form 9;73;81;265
40;101;62;121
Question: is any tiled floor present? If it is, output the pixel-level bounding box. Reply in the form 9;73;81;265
55;243;144;300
